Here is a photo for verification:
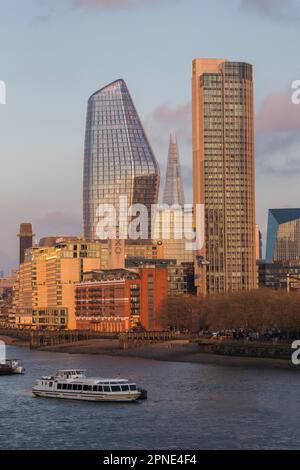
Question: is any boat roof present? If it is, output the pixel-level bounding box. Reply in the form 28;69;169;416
57;377;131;384
40;370;136;384
39;377;135;385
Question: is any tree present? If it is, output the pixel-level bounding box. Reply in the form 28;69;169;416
157;296;199;332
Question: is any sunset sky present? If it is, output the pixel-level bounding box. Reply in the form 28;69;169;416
1;0;300;273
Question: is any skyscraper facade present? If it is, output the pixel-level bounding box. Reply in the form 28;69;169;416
162;133;185;207
192;59;256;295
266;208;300;263
83;79;160;240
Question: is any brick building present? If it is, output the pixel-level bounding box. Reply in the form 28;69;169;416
75;266;168;332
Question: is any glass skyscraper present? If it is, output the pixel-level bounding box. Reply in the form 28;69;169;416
162;133;185;207
266;209;300;262
83;79;160;240
154;133;193;264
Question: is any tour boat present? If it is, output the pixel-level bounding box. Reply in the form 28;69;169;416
0;359;25;376
32;369;146;402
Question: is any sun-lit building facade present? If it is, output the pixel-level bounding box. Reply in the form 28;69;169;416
75;266;168;332
83;79;160;240
11;238;109;329
192;58;256;295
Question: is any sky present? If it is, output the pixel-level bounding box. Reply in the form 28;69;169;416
1;0;300;274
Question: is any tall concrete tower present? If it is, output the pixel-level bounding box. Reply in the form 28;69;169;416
18;223;34;265
192;59;256;295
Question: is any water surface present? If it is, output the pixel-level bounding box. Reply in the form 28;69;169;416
0;345;299;450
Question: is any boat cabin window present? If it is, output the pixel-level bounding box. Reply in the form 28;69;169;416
73;384;78;391
121;385;129;392
103;386;110;392
49;382;53;387
77;385;82;391
111;386;121;392
129;385;137;391
57;383;62;390
62;384;67;390
67;384;72;390
97;386;103;392
83;385;89;391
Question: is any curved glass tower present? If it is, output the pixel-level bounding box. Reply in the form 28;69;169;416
83;79;160;239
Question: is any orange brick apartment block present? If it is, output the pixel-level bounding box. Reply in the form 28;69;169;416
75;267;168;333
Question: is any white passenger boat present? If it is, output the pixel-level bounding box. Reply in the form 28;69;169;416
32;369;145;402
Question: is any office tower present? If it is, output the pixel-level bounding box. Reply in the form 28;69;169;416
266;209;300;263
18;223;34;265
255;224;263;260
192;59;256;295
162;133;185;206
83;79;160;240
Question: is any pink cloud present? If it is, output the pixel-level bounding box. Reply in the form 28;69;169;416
150;102;191;121
240;0;299;21
145;102;191;147
147;92;300;138
73;0;157;10
256;92;300;133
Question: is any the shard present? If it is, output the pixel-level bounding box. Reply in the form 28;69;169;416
162;133;185;206
83;79;160;239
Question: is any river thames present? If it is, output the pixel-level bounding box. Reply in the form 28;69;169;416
1;345;300;450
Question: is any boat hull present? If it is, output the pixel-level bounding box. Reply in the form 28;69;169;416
32;389;141;402
0;367;24;376
0;368;15;376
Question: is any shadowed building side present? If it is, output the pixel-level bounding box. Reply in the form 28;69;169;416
18;223;34;265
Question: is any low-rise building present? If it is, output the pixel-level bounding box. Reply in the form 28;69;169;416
75;264;168;332
258;260;300;291
11;238;109;329
126;258;196;297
